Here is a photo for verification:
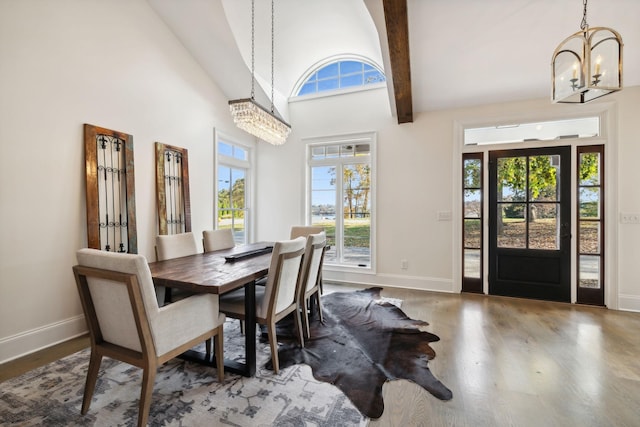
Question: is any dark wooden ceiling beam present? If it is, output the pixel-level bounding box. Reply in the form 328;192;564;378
383;0;413;124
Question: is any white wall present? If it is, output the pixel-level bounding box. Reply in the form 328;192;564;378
257;85;640;311
0;0;250;363
613;86;640;311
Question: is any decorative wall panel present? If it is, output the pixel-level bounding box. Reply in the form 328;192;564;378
155;143;191;235
84;124;137;253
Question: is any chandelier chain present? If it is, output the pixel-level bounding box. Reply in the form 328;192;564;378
251;0;255;99
271;0;275;113
580;0;588;31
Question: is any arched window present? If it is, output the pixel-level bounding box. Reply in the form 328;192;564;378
296;60;385;96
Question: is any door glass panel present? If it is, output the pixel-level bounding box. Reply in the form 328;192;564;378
462;153;483;292
464;249;481;278
464;219;481;247
579;152;601;185
464;158;481;187
579;187;600;219
579;255;601;289
529;155;559;201
580;221;600;254
497;157;526;202
464;190;482;218
577;146;605;305
529;204;558;249
498;203;526;248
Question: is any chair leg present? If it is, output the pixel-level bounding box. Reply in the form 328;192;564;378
294;307;305;348
81;349;103;414
215;326;225;383
316;290;324;324
301;298;311;339
267;321;279;374
137;366;157;427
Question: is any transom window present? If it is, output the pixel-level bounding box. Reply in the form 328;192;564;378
297;60;385;96
464;117;600;145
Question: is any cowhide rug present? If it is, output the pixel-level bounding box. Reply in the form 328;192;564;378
270;287;453;419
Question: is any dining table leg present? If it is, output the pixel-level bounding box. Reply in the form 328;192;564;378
179;279;258;377
217;279;257;377
242;279;256;377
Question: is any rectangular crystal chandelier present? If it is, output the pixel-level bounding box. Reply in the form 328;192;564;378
229;98;291;146
229;0;291;146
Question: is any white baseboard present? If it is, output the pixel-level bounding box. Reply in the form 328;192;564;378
618;294;640;312
0;315;87;364
323;270;454;293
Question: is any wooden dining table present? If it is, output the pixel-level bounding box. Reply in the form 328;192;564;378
148;242;274;377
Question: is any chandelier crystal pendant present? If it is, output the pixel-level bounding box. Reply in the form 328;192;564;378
551;0;623;103
229;0;291;145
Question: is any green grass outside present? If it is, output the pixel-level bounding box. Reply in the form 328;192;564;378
313;218;370;248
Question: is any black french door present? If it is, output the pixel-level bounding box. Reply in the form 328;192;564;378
489;146;571;302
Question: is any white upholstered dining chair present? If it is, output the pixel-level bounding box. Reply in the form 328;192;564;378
73;248;225;427
155;231;199;260
218;237;306;374
290;225;327;294
155;232;199;303
298;231;326;339
290;225;324;239
203;229;235;252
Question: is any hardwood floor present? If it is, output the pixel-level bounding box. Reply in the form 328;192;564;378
362;286;640;427
0;335;89;382
2;286;640;426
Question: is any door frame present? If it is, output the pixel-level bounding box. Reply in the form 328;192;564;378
452;102;618;308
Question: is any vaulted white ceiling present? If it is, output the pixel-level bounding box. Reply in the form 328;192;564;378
148;0;639;121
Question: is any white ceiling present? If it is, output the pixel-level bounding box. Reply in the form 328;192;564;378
148;0;639;120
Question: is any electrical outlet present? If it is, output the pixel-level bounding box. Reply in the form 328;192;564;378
400;259;408;269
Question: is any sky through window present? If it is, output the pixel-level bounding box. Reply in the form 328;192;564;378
297;60;385;96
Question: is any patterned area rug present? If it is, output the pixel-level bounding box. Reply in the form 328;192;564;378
0;320;367;426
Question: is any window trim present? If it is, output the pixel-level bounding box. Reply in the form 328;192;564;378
304;132;377;274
